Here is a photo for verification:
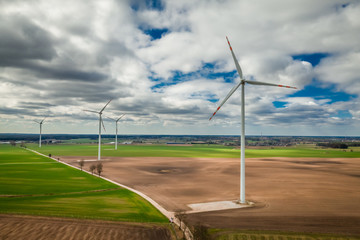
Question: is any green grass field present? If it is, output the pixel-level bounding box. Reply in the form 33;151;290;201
27;143;360;158
0;145;167;223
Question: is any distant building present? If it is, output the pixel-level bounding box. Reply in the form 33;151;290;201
43;139;60;144
190;141;206;144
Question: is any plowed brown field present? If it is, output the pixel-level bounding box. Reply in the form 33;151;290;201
58;156;360;236
0;214;172;240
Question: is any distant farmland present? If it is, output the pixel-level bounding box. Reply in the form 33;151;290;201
28;143;360;159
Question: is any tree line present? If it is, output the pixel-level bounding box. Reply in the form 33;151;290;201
316;142;349;149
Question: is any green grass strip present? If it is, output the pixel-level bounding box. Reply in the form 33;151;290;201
0;145;168;223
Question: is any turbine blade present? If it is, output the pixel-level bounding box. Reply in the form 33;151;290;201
209;81;242;120
106;116;116;121
116;114;125;122
226;36;243;79
83;110;99;114
40;116;47;124
101;117;106;132
33;120;40;124
245;80;297;89
100;99;112;113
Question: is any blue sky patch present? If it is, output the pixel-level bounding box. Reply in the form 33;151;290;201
289;80;356;104
202;62;237;83
335;110;352;119
292;53;329;66
273;101;287;108
151;81;177;92
151;62;238;88
144;28;169;40
131;0;164;11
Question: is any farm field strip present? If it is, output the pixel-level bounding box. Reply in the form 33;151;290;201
212;229;360;240
28;143;360;159
0;145;168;223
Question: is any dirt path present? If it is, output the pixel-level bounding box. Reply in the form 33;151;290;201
58;156;360;235
0;214;172;240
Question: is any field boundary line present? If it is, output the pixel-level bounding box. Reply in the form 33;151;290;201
24;147;194;240
0;162;58;165
0;188;122;198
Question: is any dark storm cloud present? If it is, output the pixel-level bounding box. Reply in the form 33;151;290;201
96;40;135;66
0;14;108;83
0;107;32;115
0;14;57;66
17;102;55;109
252;104;332;126
4;60;108;83
42;78;132;104
155;105;203;115
0;106;51;117
30;63;108;82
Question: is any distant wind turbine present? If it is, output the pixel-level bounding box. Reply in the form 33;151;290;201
33;117;47;148
84;100;112;161
107;114;125;150
209;37;297;204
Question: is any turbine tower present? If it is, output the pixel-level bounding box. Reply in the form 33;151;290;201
84;99;112;161
34;117;47;148
210;37;297;204
108;114;125;150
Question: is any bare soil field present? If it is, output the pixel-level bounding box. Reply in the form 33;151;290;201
59;156;360;236
0;214;171;240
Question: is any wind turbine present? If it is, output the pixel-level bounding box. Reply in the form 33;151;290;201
84;99;112;161
33;117;47;148
107;114;125;150
209;37;297;204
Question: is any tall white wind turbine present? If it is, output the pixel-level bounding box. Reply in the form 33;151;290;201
210;37;297;204
108;114;125;150
84;100;112;161
34;117;47;148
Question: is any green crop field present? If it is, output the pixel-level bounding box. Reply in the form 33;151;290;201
27;143;360;159
0;145;167;223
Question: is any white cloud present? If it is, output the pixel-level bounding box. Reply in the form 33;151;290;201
0;0;359;135
315;52;360;95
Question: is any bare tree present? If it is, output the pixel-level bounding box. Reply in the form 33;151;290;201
79;159;85;171
175;209;187;239
193;223;211;240
90;164;96;175
10;141;16;147
96;162;103;176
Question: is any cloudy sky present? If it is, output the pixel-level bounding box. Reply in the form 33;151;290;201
0;0;359;136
